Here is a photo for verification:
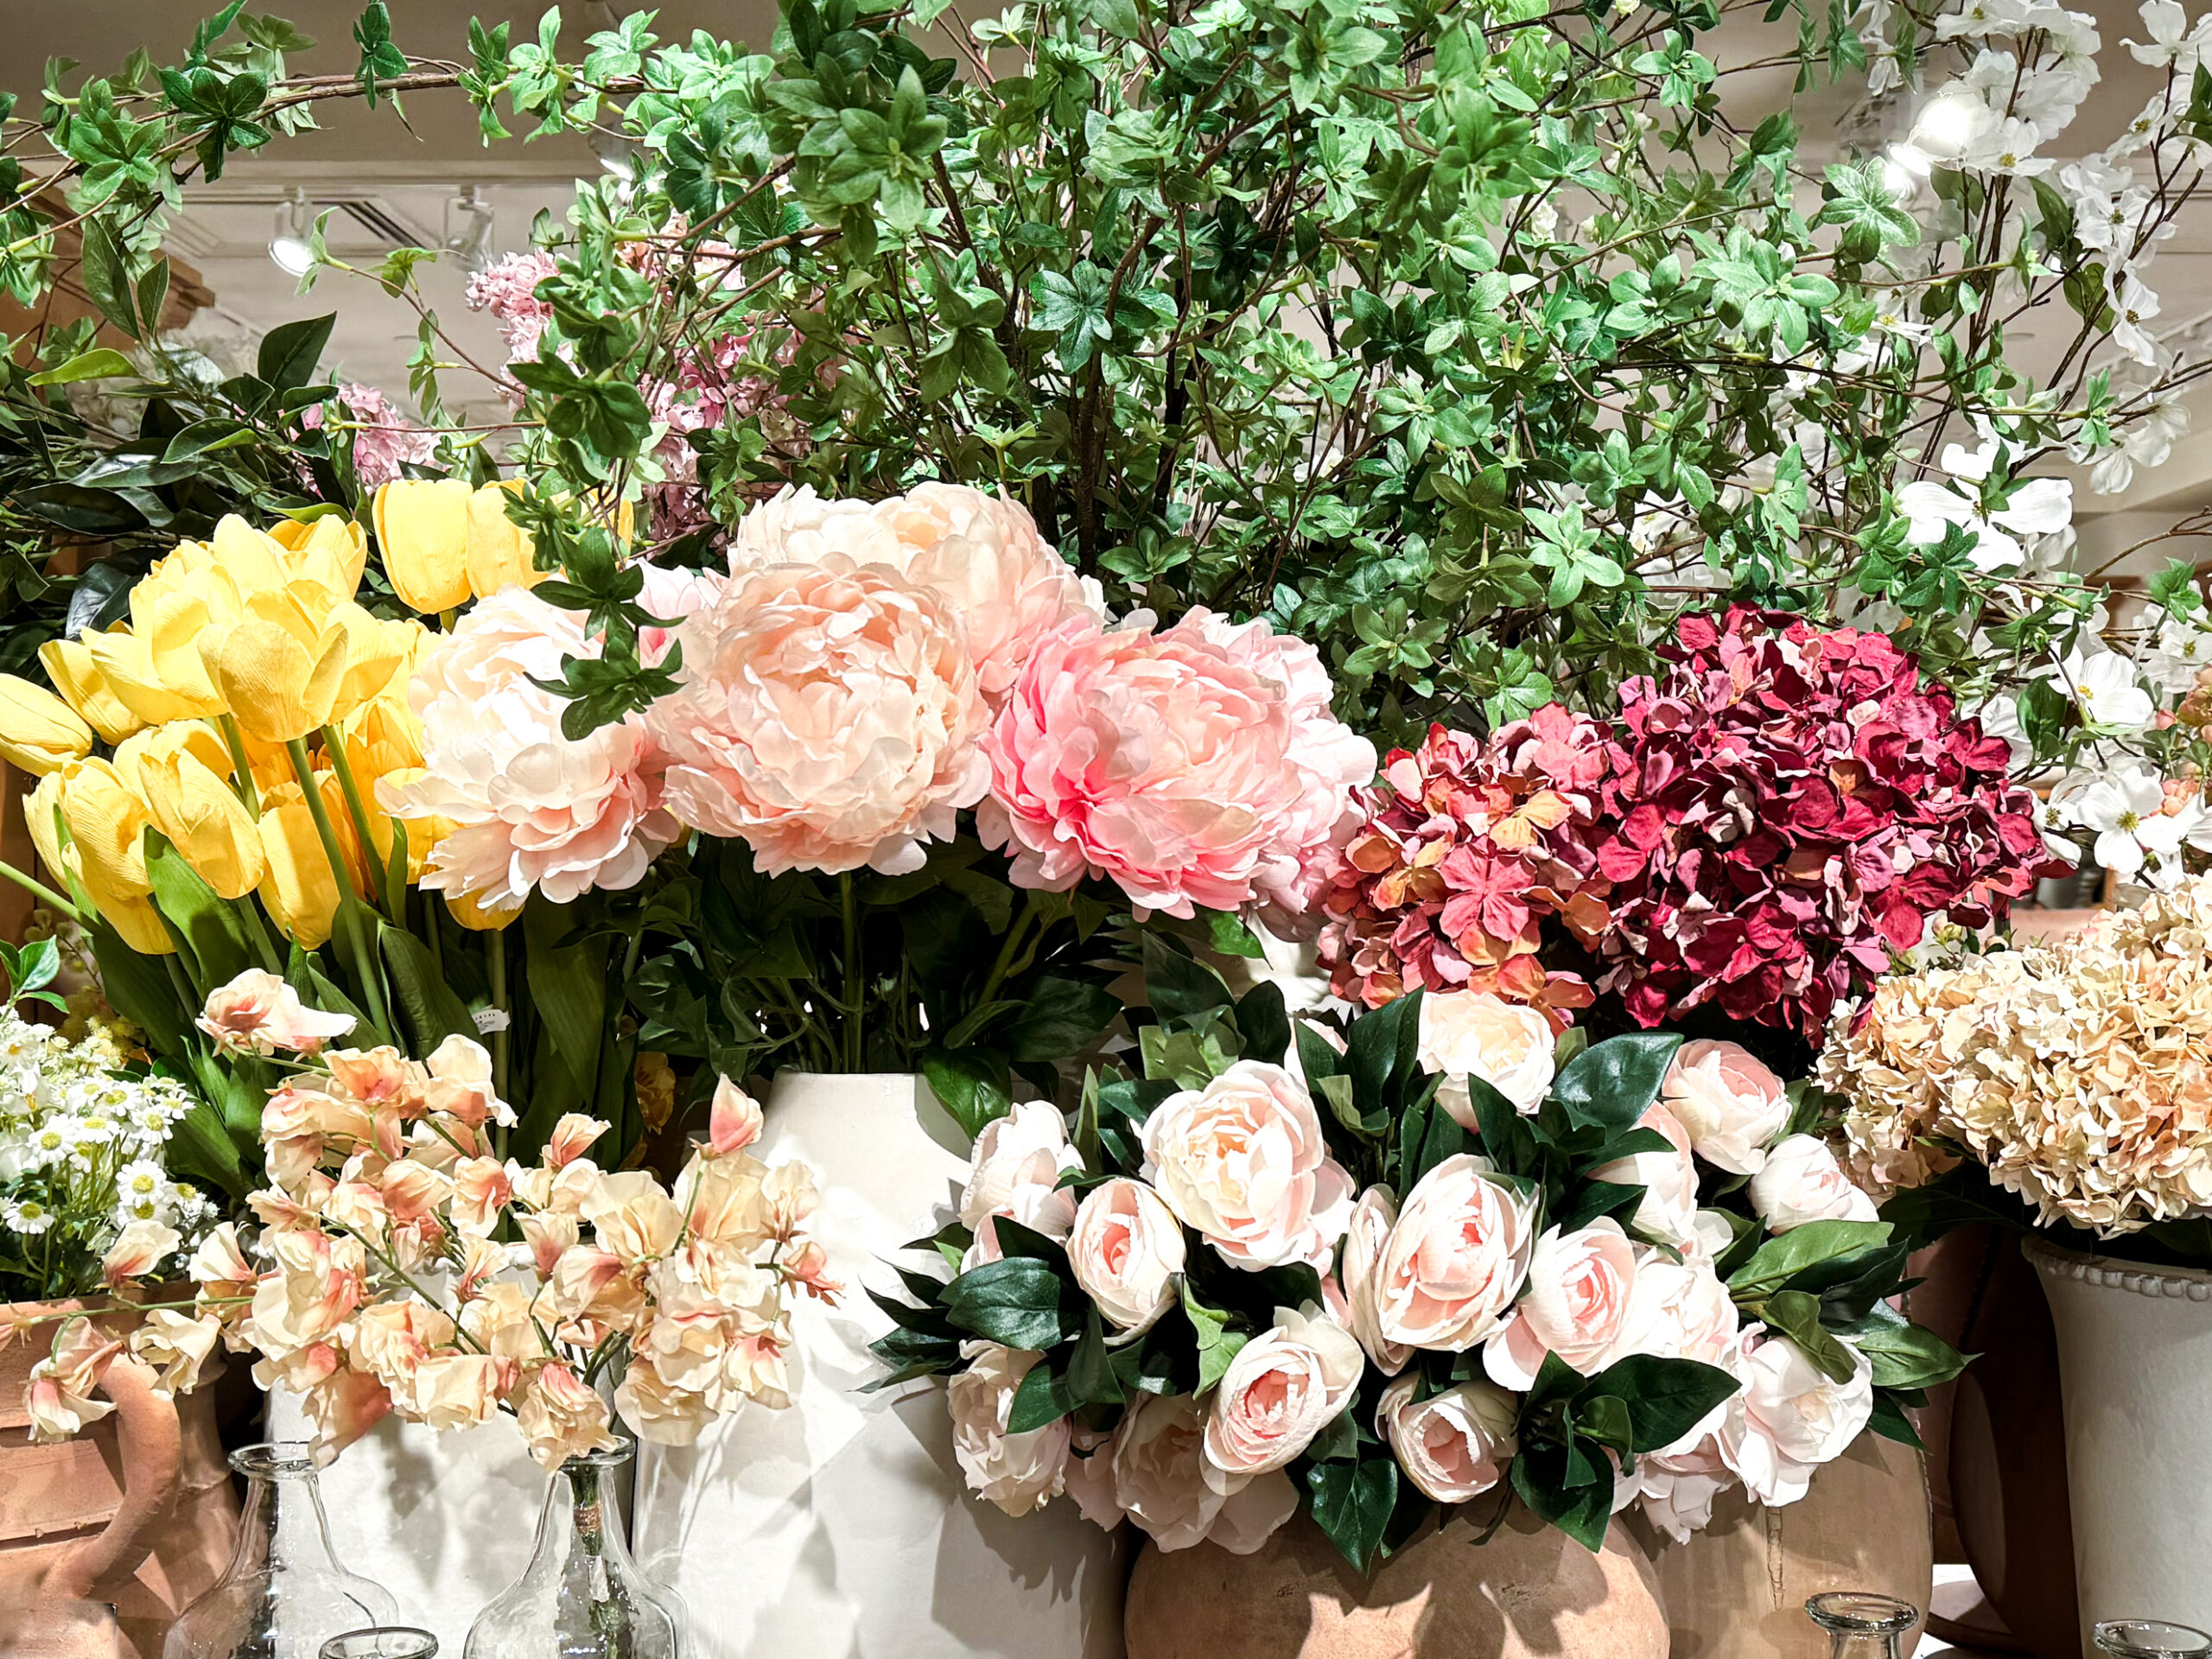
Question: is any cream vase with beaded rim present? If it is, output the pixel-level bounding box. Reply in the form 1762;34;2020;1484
2026;1236;2212;1652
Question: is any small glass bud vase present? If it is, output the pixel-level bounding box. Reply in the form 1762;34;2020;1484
165;1443;401;1659
1804;1592;1919;1659
2095;1621;2212;1658
320;1634;439;1659
463;1444;682;1659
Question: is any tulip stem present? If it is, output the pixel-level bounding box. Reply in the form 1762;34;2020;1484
0;861;79;924
283;736;391;1039
840;874;863;1073
215;715;261;817
237;898;287;975
321;725;402;919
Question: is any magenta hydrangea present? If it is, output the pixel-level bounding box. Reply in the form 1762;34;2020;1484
1589;605;2062;1039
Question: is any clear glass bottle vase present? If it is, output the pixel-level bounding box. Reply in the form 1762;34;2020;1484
462;1444;682;1659
1804;1592;1919;1659
164;1443;402;1659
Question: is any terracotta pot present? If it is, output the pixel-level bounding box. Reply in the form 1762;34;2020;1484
1124;1509;1669;1659
1947;1235;2077;1659
0;1298;240;1659
1640;1430;1933;1659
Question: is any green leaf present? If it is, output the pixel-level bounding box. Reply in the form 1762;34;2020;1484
921;1045;1014;1141
1727;1219;1894;1300
87;921;190;1056
1761;1290;1860;1384
379;924;478;1054
941;1256;1080;1351
143;836;256;996
524;897;608;1080
1232;981;1291;1067
257;313;335;391
1066;1306;1123;1406
1551;1033;1681;1132
1577;1353;1740;1452
1840;1305;1970;1390
1007;1357;1078;1433
27;348;136;386
1510;1442;1610;1553
1141;933;1234;1024
77;218;138;340
1182;1278;1248;1395
999;977;1121;1063
1306;1458;1398;1571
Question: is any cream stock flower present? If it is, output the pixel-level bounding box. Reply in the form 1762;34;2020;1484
1375;1154;1538;1351
648;556;989;876
1140;1061;1353;1271
379;588;677;913
950;1343;1072;1516
1376;1374;1518;1503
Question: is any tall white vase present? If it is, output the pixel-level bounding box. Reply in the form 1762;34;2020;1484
265;1387;545;1651
2027;1236;2212;1652
632;1071;1125;1659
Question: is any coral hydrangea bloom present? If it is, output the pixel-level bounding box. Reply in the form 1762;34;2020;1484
978;609;1374;922
378;589;677;913
646;556;989;876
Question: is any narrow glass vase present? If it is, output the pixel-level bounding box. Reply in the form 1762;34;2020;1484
1805;1592;1920;1659
163;1443;401;1659
462;1444;682;1659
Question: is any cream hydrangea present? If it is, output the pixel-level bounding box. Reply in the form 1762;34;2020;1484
1821;874;2212;1233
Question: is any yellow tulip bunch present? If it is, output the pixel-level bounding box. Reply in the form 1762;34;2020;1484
0;482;541;988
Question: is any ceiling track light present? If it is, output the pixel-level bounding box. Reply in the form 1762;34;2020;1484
268;187;317;277
443;184;497;274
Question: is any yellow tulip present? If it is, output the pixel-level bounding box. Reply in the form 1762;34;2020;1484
466;482;545;597
206;516;296;599
38;639;144;745
143;592;232;714
85;628;226;724
257;787;341;950
374;479;474;613
24;770;67;886
138;750;266;900
0;675;95;775
198;592;349;745
446;889;520;931
56;758;153;901
111;721;234;791
326;607;414;720
343;695;426;784
80;869;175;956
274;513;370;600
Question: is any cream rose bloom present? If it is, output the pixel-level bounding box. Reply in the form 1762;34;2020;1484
1109;1392;1300;1554
949;1344;1071;1516
1420;991;1556;1121
1067;1178;1185;1333
1750;1135;1880;1232
1375;1154;1538;1351
961;1100;1083;1266
1376;1374;1518;1503
1634;1435;1734;1541
1588;1103;1700;1248
1662;1040;1791;1174
1337;1185;1412;1374
1716;1325;1874;1505
1484;1217;1640;1389
1616;1254;1740;1371
1141;1060;1353;1270
1202;1304;1363;1489
647;556;989;876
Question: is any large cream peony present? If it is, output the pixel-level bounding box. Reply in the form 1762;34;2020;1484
646;556;989;875
379;588;677;912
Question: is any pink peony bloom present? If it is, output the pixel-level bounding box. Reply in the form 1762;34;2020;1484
645;556;990;875
198;968;359;1057
378;588;678;913
979;608;1374;922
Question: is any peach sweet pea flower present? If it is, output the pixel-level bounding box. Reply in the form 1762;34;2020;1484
1375;1154;1538;1351
516;1361;617;1471
101;1219;181;1286
405;1352;514;1431
1376;1374;1518;1503
26;1319;124;1443
1483;1217;1640;1389
1140;1060;1353;1271
582;1172;686;1265
546;1114;609;1169
129;1310;223;1400
647;556;989;877
613;1356;716;1446
979;609;1374;924
197;968;359;1057
301;1366;393;1457
709;1075;763;1154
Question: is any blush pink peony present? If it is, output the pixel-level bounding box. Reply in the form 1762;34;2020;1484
379;588;678;913
978;609;1374;922
645;556;990;875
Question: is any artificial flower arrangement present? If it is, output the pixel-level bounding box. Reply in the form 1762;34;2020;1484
875;941;1964;1568
1319;607;2063;1042
0;936;218;1303
24;967;835;1466
1821;870;2212;1265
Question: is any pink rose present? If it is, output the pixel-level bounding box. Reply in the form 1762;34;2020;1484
1419;990;1557;1121
1716;1325;1874;1505
1588;1103;1700;1247
198;969;358;1058
1483;1217;1639;1389
1201;1304;1363;1488
1376;1374;1518;1503
978;609;1372;922
949;1344;1071;1516
1749;1135;1879;1231
647;557;989;876
1662;1040;1791;1174
1140;1061;1353;1270
1337;1185;1412;1374
961;1100;1083;1266
1375;1154;1538;1351
1067;1178;1185;1334
380;589;678;912
1108;1392;1300;1554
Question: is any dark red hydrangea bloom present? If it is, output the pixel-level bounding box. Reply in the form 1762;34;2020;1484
1590;605;2063;1039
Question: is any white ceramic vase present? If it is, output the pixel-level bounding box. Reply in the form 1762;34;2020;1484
2027;1235;2212;1651
264;1387;546;1652
632;1071;1125;1659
